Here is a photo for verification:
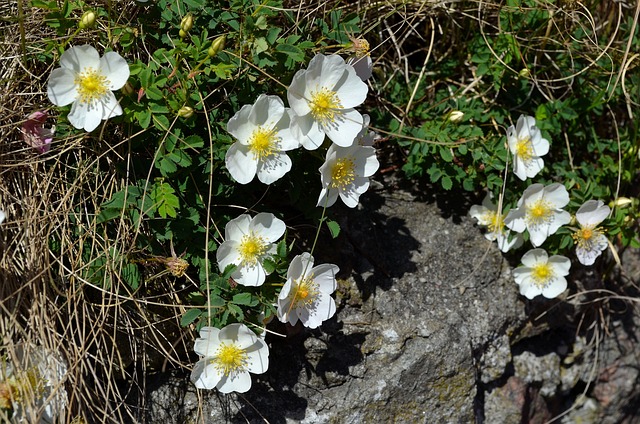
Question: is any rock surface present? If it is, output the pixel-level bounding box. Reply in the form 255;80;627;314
141;188;640;423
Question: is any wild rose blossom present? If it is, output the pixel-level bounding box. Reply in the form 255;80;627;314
277;253;339;329
513;248;571;299
190;324;269;393
572;200;610;266
504;183;571;248
507;115;549;181
469;193;523;253
216;213;286;286
47;45;130;132
225;94;299;184
288;54;368;149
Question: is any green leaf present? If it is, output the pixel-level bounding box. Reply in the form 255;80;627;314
326;219;341;238
227;303;244;320
441;175;453;190
232;292;258;306
121;263;141;290
209;295;226;308
180;308;202;327
150;182;179;218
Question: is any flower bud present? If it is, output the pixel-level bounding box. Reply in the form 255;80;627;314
180;13;194;33
177;106;194;118
79;10;96;29
179;29;188;39
519;68;531;78
448;110;464;123
610;197;633;208
208;35;226;57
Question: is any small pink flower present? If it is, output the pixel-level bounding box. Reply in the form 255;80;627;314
22;111;55;153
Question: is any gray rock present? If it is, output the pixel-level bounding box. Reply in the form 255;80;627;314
143;188;527;423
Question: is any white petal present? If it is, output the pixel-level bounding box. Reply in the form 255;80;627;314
548;255;571;276
287;69;312;116
340;179;369;208
47;68;77;106
234;262;266;286
312;264;339;293
250;213;285;242
225;143;257;184
291;114;325;150
334;67;368;108
256;152;292;184
191;360;223;389
576;200;609;227
245;343;269;374
225;214;251;241
100;92;123;119
194;327;220;356
218;323;255;348
518;278;542;300
60;45;100;72
512;267;530;285
100;51;130;90
542;183;570;208
250;94;284;126
521;248;548;267
217;235;242;262
317;187;338;208
227;104;255;143
531;135;549;157
512;157;528;181
68;100;101;132
542;277;567;299
323;108;363;147
504;208;526;233
218;370;252;393
576;245;602;266
347;55;373;81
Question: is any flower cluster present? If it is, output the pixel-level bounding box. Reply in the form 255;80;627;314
225;53;379;208
471;114;611;301
191;52;373;395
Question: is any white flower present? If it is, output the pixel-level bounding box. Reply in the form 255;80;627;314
287;54;368;149
513;248;571;299
572;200;610;265
505;183;571;247
507;115;550;181
317;141;379;208
47;45;130;132
469;193;523;253
1;344;68;423
277;253;339;329
216;213;285;286
226;94;300;184
0;210;5;224
190;324;269;393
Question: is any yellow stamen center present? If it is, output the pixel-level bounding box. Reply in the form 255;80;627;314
238;233;267;265
213;342;248;376
526;199;553;227
330;158;356;189
515;136;533;162
482;211;505;234
531;263;554;288
248;126;278;160
572;226;605;250
75;68;109;105
290;275;319;308
310;87;342;125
